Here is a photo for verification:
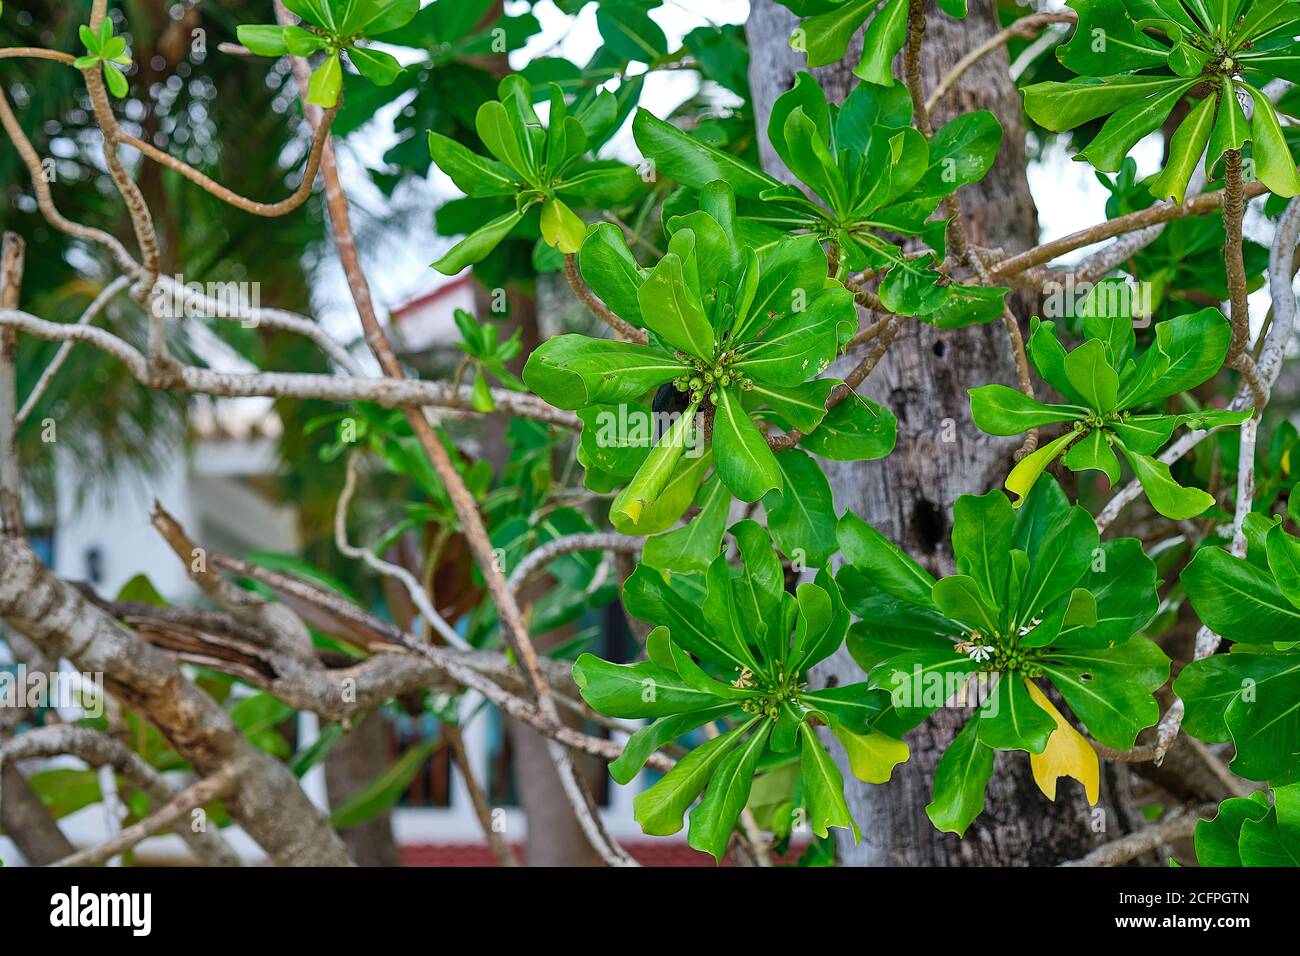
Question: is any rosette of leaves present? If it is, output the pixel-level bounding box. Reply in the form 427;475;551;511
523;182;896;536
1195;783;1300;866
574;520;908;860
428;75;639;275
75;18;132;98
775;0;969;87
1021;0;1300;202
970;296;1252;519
237;0;418;108
634;73;1007;323
838;478;1168;835
451;309;525;413
1176;518;1300;781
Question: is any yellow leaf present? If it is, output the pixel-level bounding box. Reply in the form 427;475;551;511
1005;432;1074;506
1024;678;1098;805
832;727;910;784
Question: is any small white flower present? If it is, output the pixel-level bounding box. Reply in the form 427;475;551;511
967;644;994;663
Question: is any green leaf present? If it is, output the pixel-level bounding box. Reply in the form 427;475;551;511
632;108;781;199
1080;78;1198;172
751;378;834;434
911;110;1002;198
611;447;713;536
643;474;731;573
306;51;343;108
522;333;685;409
1118;307;1231;407
1058;537;1158;649
925;714;994;836
578;223;645;327
236;25;289;57
1184;545;1300;643
539;197;586;254
713;386;782;502
103;63;128;98
1195;796;1271;867
431;207;527;274
1063;339;1120;413
330;739;437;829
795;0;880;67
837;510;937;603
1207;77;1249;177
978;674;1056;753
932;574;1001;634
688;724;772;862
611;401;700;525
1056;0;1170;75
1015;483;1099;620
348;46;403;86
1040;637;1170;750
596;0;668;63
427;131;516;197
970;384;1083;436
572;653;727;718
953;490;1014;610
853;0;907;85
833;727;909;783
1005;430;1076;506
634;720;755;835
1266;524;1300;609
763;449;838;567
638;251;714;358
1115;444;1215;519
1063;427;1120;485
610;705;736;784
1243;85;1300;197
1023;75;1188;131
799;392;897;461
799;722;860;840
623;563;753;672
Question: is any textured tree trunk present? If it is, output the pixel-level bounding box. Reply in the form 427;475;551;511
746;0;1100;865
326;711;401;867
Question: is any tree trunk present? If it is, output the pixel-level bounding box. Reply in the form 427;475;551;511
746;0;1100;865
326;710;401;867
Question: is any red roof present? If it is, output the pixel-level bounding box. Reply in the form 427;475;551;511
390;275;473;323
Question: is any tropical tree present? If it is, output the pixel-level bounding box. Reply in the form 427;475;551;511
0;0;1298;871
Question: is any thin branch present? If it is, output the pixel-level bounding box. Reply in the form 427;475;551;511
563;253;647;343
989;179;1271;279
0;233;24;536
445;724;519;866
0;725;239;866
17;275;130;425
50;767;238;867
506;531;643;593
926;12;1076;115
335;451;470;649
0;308;578;426
117;110;336;218
1059;803;1215;867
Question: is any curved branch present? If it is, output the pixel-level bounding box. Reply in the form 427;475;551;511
563;253;647;343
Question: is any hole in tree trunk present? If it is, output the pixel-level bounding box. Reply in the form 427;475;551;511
911;498;946;555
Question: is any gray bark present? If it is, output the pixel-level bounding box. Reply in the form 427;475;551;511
0;539;353;865
747;0;1100;864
